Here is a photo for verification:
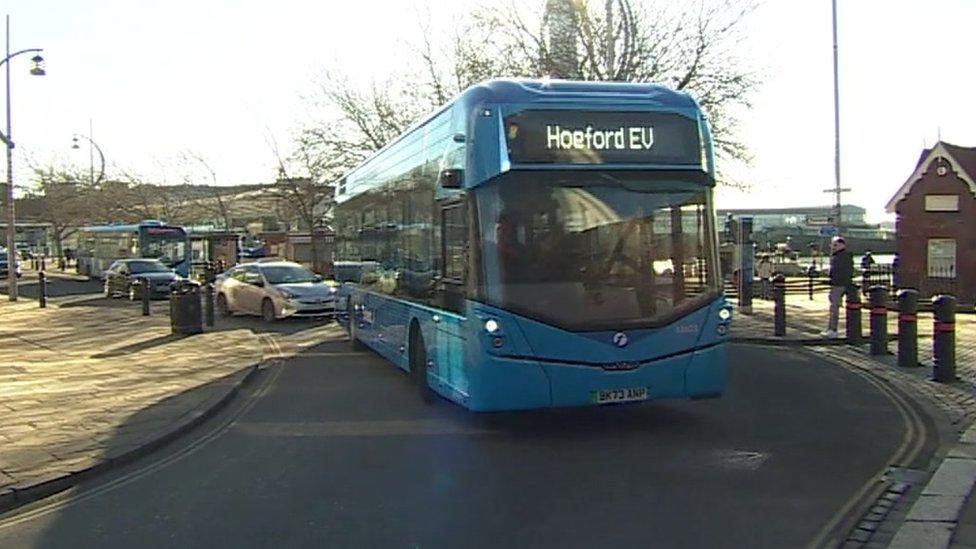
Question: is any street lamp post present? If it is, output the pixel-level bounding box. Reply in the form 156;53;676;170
72;120;105;186
1;14;45;301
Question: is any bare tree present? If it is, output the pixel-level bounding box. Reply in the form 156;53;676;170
179;151;234;229
303;0;758;182
20;162;94;258
265;132;338;273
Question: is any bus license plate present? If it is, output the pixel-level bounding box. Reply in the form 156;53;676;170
595;387;647;404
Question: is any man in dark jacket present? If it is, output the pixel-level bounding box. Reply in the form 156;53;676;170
823;236;853;338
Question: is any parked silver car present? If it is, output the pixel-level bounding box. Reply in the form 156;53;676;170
215;261;337;322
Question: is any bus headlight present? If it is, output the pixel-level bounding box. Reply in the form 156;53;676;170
484;319;500;334
718;308;732;321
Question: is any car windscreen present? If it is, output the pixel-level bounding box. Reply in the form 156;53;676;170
261;265;318;284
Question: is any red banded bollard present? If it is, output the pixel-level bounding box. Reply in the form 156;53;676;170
868;286;888;355
773;273;786;336
845;284;863;345
932;295;957;382
897;289;919;368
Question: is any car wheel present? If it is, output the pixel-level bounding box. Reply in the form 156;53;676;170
216;293;231;317
261;298;276;323
410;326;434;403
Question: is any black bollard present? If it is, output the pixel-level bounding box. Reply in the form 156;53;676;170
38;270;47;308
204;283;215;327
807;266;815;301
773;273;787;336
846;284;863;345
897;289;919;368
868;286;888;355
141;277;151;316
39;256;45;271
932;295;957;382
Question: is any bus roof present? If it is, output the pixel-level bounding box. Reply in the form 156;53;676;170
78;221;184;234
459;78;699;108
337;78;706;201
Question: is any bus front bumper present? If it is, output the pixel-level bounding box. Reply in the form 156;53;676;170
467;343;727;412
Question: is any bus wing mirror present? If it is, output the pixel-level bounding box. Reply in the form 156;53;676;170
439;169;463;189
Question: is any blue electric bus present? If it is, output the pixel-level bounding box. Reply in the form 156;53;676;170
335;78;731;411
75;220;192;278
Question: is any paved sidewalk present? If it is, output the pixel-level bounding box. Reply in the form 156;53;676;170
0;296;264;512
730;294;975;548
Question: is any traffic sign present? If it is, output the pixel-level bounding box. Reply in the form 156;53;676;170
818;226;838;237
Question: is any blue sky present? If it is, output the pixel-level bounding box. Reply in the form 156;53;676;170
1;0;973;222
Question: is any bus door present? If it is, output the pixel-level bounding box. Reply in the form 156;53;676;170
432;199;470;396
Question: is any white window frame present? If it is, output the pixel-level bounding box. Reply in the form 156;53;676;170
927;238;956;279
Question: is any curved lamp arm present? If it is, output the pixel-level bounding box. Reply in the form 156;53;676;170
72;133;106;186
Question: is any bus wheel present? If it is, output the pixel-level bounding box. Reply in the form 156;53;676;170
261;298;277;323
410;327;434;403
216;293;231;317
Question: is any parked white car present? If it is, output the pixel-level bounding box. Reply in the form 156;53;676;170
215;260;337;322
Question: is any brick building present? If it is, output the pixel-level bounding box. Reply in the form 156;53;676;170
886;141;976;306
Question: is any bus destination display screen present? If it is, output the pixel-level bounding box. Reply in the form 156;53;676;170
504;110;701;165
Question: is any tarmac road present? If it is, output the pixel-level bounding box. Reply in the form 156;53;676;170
0;338;925;549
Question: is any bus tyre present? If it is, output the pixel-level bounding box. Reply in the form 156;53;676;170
216;293;231;317
410;328;434;404
261;298;276;323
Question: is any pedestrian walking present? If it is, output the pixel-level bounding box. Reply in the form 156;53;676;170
757;255;774;300
860;250;875;271
822;236;853;338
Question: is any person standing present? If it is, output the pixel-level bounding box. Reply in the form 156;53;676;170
823;236;853;338
757;255;774;300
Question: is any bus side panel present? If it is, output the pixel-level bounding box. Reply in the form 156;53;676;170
358;292;408;371
350;289;472;406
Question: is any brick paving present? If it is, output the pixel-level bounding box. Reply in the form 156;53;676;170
0;296;264;510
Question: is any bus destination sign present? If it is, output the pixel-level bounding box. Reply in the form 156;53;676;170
504;110;701;165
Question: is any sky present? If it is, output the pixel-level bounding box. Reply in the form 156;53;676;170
0;0;973;223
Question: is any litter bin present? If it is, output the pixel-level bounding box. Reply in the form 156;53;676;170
170;280;203;335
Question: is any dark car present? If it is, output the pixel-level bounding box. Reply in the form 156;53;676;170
103;259;182;300
0;252;21;278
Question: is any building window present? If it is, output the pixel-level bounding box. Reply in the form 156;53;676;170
927;239;956;279
925;194;959;212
